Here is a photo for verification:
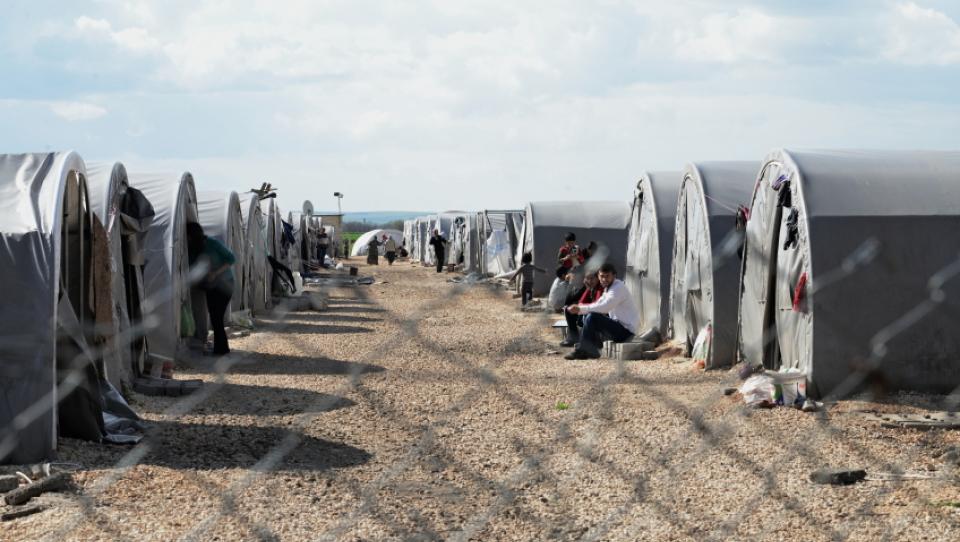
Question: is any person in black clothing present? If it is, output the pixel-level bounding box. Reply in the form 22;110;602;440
187;222;236;355
429;229;448;273
317;227;330;268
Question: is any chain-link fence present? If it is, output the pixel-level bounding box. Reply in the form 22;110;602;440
3;233;960;541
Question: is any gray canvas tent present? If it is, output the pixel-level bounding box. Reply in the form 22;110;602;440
240;192;270;312
197;191;246;323
129;171;201;370
517;201;632;296
1;152;143;464
737;150;960;397
402;219;415;257
669;162;757;368
625;171;681;338
86;162;155;391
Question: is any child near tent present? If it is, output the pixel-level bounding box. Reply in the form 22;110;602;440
548;267;572;311
505;252;546;307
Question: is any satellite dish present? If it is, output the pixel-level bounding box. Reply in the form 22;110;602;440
303;200;314;216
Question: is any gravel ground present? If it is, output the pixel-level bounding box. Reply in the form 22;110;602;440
4;261;960;541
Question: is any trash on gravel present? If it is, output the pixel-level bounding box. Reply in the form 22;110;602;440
810;468;867;485
856;411;960;430
1;505;44;522
739;374;775;408
4;472;71;506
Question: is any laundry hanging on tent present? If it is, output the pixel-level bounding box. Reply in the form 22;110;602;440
771;173;789;190
776;181;792;208
792;272;808;312
783;208;799;250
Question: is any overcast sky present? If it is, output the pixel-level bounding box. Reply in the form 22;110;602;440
2;1;959;212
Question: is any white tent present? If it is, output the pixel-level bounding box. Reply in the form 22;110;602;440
351;229;404;256
737;150;960;397
86;162;155;390
516;201;632;296
669;162;757;368
197;191;245;323
1;152;137;463
129;171;201;371
625;171;681;338
478;210;524;276
240;192;270;312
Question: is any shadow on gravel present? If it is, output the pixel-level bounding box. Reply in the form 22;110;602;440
131;421;373;471
179;383;356;416
321;305;387;314
306;314;383;323
226;354;386;376
270;323;375;334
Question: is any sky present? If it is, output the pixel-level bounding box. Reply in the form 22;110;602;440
1;0;959;213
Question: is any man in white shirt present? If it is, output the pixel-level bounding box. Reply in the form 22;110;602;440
564;262;640;360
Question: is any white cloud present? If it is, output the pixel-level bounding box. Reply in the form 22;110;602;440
48;101;108;121
881;2;960;65
74;15;160;54
671;8;788;63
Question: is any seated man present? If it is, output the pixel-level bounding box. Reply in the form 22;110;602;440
563;262;640;360
560;271;604;347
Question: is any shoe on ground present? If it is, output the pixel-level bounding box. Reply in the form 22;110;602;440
564;349;599;360
559;337;578;347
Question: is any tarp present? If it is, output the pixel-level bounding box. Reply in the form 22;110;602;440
625;171;681;337
669;162;757;368
737;149;960;397
351;229;404;256
86;162;154;390
128;171;200;367
517;201;632;296
197;191;245;323
240;192;270;312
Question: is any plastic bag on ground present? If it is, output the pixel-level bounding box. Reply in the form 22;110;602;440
739;374;775;407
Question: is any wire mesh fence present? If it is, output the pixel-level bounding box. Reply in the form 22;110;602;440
2;239;960;541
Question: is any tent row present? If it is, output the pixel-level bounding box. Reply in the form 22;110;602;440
403;210;525;276
411;150;960;399
0;152;333;464
620;152;960;399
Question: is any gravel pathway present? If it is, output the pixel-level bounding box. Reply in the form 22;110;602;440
4;262;960;541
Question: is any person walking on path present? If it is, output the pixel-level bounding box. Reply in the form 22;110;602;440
505;252;547;307
384;234;398;265
367;234;382;265
429;229;448;273
317;227;330;268
187;222;236;356
564;263;640;360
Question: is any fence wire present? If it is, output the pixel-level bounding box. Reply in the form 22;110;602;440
2;238;960;542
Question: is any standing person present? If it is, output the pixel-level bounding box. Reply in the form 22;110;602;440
317;227;330;268
384;234;398;265
505;252;546;307
560;271;605;347
564;263;640;360
186;222;236;356
366;234;382;265
429;229;448;273
558;232;584;270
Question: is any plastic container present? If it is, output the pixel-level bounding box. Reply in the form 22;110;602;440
766;370;806;407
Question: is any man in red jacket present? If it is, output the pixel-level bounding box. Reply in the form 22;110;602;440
560;271;604;347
